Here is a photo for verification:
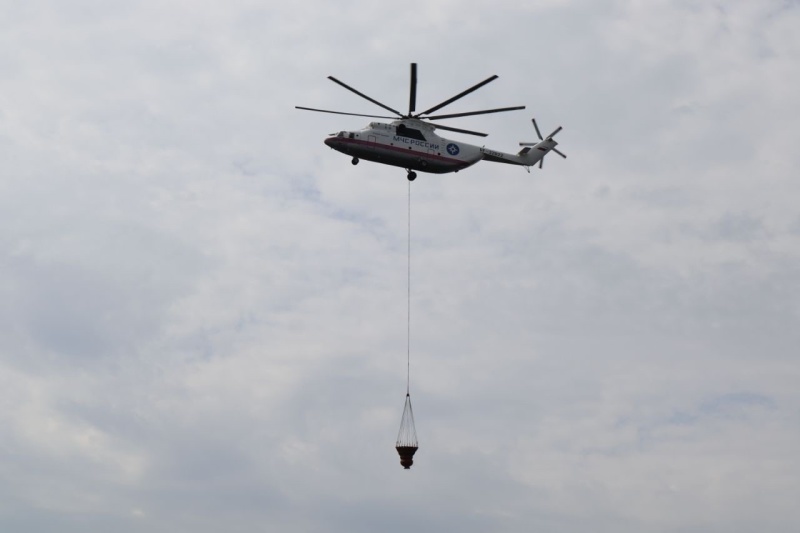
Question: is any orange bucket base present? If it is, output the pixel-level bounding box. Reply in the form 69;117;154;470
396;445;418;469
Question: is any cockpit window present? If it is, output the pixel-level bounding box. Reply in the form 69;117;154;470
337;132;344;138
349;133;355;139
395;124;426;141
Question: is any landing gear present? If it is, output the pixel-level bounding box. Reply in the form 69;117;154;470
351;157;359;165
407;171;417;181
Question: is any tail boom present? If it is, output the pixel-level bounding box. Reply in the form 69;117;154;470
481;117;565;170
480;138;559;168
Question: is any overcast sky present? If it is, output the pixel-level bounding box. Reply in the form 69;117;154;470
1;1;799;531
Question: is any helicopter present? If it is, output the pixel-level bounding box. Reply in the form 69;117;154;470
296;63;566;181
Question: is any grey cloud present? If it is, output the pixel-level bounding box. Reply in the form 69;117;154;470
2;1;800;532
707;212;768;242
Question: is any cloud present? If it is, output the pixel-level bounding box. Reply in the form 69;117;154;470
1;1;799;532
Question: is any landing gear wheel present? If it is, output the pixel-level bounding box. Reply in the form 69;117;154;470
407;171;417;182
351;157;359;165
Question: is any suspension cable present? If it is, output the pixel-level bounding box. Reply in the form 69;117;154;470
407;180;411;395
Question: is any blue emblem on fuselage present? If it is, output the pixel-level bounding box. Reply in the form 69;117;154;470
446;143;460;156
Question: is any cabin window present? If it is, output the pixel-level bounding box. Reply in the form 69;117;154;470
395;124;426;141
349;133;355;139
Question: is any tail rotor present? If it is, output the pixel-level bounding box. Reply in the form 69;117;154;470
520;118;567;169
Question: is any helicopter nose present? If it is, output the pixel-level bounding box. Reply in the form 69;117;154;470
324;137;335;147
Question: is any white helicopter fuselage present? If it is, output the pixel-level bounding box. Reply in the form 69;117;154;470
324;118;559;175
325;119;480;174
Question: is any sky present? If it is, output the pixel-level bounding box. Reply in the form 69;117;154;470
1;0;799;531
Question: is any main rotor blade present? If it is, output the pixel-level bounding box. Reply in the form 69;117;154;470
429;123;488;137
327;76;403;117
295;106;396;119
424;105;526;121
415;74;499;117
409;63;417;116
